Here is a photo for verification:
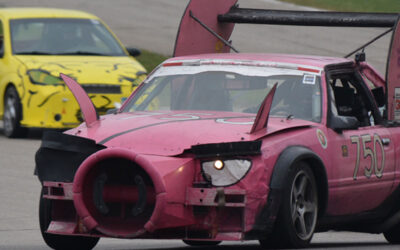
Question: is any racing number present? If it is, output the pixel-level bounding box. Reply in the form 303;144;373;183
350;134;385;180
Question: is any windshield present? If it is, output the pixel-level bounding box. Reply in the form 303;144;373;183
122;63;322;122
10;18;125;56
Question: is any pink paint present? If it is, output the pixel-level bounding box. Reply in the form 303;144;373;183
386;19;400;120
359;62;386;90
67;112;315;156
173;0;237;56
250;83;277;134
60;74;98;127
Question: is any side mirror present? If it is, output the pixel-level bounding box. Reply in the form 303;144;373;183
126;47;141;57
372;86;385;107
355;51;366;63
330;115;359;132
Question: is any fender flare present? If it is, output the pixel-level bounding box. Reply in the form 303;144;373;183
250;146;328;236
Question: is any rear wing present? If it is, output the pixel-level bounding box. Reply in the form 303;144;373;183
174;0;400;121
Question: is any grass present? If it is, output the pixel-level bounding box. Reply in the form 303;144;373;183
280;0;400;12
136;49;169;72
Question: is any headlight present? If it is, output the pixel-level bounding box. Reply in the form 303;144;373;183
202;159;252;186
27;70;64;85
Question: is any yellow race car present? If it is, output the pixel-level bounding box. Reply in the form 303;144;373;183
0;8;147;137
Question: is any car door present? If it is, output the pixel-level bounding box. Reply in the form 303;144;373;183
325;69;395;216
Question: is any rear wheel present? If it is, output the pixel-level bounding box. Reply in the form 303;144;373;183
182;240;221;246
39;188;99;250
384;224;400;244
259;162;318;249
3;86;27;138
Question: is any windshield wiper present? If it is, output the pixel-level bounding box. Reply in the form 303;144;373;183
56;51;109;56
14;51;56;55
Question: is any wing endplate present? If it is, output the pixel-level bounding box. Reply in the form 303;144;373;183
173;0;237;57
386;17;400;121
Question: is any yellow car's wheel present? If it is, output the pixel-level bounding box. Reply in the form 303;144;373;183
3;86;27;138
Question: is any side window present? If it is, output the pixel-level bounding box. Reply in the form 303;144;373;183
329;72;379;127
11;21;44;53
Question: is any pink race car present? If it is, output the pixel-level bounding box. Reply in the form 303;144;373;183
35;0;400;249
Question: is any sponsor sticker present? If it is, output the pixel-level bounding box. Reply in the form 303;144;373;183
342;145;348;157
395;88;400;120
303;74;316;85
316;129;328;149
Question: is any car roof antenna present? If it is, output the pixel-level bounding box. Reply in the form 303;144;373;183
344;27;393;58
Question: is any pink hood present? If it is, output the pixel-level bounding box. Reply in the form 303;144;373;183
66;111;314;156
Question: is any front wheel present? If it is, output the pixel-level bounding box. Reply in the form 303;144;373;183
182;240;221;246
260;162;318;249
39;188;99;250
3;86;27;138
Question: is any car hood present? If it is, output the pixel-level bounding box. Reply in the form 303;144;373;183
16;55;146;84
66;111;315;156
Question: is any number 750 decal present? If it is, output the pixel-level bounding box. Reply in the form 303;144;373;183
350;134;385;180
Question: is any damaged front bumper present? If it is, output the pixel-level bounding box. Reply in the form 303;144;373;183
36;132;271;241
42;181;251;241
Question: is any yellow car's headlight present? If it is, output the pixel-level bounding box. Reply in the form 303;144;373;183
27;70;64;85
202;159;252;187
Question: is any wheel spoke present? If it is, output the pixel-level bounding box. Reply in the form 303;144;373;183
6;98;16;119
6;98;13;106
298;175;308;197
304;201;316;214
289;168;318;241
298;213;308;236
291;189;297;204
291;204;298;221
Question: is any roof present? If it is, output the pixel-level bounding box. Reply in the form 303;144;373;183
168;53;354;69
0;8;98;20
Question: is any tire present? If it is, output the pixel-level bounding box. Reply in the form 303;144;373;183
3;86;27;138
182;240;221;246
384;224;400;244
259;162;318;249
39;188;99;250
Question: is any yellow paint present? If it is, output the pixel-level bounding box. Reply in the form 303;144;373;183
0;8;147;129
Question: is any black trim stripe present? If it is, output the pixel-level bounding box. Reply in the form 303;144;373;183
98;115;254;145
37;91;60;107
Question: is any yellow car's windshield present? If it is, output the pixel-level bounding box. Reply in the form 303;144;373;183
10;18;125;56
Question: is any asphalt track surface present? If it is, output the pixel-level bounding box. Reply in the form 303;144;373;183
0;0;397;249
